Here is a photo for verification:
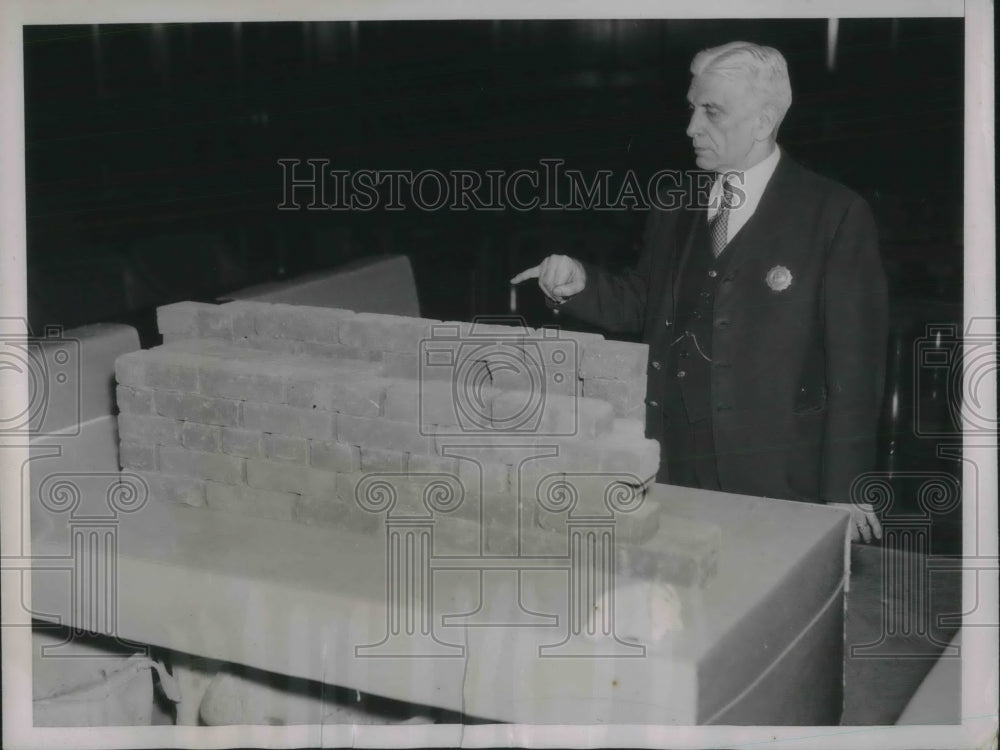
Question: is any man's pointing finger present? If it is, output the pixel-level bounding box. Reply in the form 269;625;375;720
510;265;542;285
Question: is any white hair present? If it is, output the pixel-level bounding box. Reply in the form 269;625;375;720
690;41;793;133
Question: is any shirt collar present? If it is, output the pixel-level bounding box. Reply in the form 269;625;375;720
710;145;782;213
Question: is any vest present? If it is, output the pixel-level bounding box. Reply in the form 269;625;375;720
669;216;728;423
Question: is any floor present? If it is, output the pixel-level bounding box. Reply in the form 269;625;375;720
842;543;962;724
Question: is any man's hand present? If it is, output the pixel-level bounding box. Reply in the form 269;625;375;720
510;255;587;304
828;502;883;544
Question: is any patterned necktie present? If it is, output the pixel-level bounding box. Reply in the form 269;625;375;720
709;179;734;257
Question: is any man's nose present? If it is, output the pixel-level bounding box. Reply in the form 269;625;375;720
686;110;701;138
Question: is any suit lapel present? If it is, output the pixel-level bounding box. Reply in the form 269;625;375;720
670;204;705;318
716;155;800;279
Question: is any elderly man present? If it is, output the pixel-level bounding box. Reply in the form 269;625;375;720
512;42;888;542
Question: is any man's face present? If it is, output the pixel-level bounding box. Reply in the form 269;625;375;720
685;71;764;173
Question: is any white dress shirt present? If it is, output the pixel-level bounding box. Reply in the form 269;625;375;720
707;145;782;244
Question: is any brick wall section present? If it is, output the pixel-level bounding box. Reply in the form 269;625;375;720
122;301;713;586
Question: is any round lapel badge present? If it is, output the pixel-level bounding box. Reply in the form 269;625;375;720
765;264;793;292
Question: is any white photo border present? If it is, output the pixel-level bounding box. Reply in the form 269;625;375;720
1;1;994;748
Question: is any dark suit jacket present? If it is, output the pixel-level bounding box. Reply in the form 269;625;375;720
562;152;889;503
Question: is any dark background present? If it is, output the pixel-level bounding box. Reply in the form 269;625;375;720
23;19;965;548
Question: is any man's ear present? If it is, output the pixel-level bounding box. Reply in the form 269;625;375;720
753;103;779;142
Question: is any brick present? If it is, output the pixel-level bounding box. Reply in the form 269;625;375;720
570;396;615;438
241;336;303;355
385;379;482;428
195;306;236;340
383;380;420;423
438;382;497;433
145;358;202;392
198;359;287;403
157;338;240;357
302;468;340;499
114;351;146;388
153;390;242;426
489;365;534;394
472;339;534;377
115;349;201;391
339;313;439;354
466;319;531;336
294;494;380;534
246;459;310;495
583;377;646;417
135;471;205;507
221;427;265;458
360;447;406;472
492;391;613;437
283;356;379;379
198;301;257;340
550;374;583;398
255;304;354;343
355;458;480;518
310;440;359;472
524;326;589;395
418;331;494;386
551;474;659;543
530;325;604;344
555;473;644;513
457;459;509;497
151;350;206;391
264;433;309;464
181;422;222;452
613;418;646;440
243;402;336;440
299;342;380;361
594;438;660;481
119;441;157;471
117;413;182;446
579;340;649;380
379;351;420;379
489;390;548;434
335;472;365;509
205;481;297;521
406;453;459;476
337;471;462;518
116;385;153;414
287;377;386;417
547;428;660;482
510;393;613;438
158;445;245;484
435;434;547;466
336;472;409;517
624;402;646;422
439;379;495;430
512;459;566;505
488;352;582;398
337;414;435;455
156;301;208;337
